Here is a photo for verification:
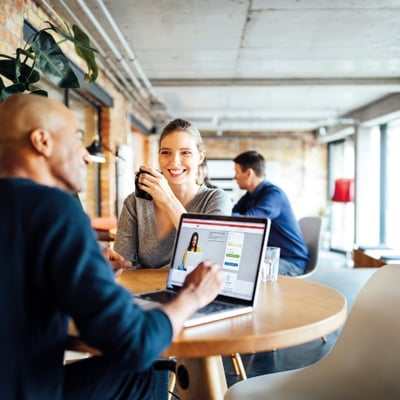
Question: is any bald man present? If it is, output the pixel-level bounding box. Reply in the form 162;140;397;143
0;94;224;399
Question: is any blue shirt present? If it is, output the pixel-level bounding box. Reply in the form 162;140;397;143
0;178;173;399
232;180;309;271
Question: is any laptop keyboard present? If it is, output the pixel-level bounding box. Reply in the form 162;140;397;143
198;301;240;314
138;291;240;314
139;291;177;303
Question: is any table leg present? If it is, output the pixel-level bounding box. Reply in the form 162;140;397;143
175;355;227;399
230;353;247;380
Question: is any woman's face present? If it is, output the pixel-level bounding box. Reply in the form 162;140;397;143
191;234;198;247
159;130;204;187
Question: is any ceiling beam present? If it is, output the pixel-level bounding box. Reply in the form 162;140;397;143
345;93;400;126
150;78;400;87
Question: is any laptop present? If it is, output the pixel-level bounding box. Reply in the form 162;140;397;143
134;213;271;327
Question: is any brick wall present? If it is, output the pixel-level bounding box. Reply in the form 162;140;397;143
202;131;328;218
0;0;24;54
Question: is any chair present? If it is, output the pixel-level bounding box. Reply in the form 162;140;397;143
224;264;400;399
228;217;323;380
66;333;177;399
153;358;177;400
298;216;322;278
298;216;327;343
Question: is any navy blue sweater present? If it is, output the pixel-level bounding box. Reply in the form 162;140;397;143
0;179;172;399
232;180;309;270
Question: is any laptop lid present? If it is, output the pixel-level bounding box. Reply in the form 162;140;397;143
167;213;270;306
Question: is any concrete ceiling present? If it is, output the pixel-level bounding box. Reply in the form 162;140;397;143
46;0;400;133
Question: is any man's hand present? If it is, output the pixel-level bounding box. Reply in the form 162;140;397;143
182;261;225;309
161;261;224;337
102;247;132;278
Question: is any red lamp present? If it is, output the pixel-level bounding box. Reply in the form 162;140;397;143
331;178;354;203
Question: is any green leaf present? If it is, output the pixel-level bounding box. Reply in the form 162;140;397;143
0;59;41;84
0;59;17;82
43;21;98;83
29;89;48;97
30;30;79;88
72;25;98;82
0;53;16;60
0;21;99;104
0;83;26;101
44;21;98;53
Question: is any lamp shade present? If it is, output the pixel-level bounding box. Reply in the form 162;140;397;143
86;140;106;163
331;178;354;203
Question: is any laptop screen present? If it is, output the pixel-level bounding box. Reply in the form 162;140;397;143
167;214;270;301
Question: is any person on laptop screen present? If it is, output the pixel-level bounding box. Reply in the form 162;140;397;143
0;94;224;399
114;118;232;268
179;231;202;271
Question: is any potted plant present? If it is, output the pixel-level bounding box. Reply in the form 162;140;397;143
0;21;98;101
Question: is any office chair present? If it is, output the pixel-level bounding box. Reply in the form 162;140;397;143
297;216;322;278
297;216;326;343
225;264;400;399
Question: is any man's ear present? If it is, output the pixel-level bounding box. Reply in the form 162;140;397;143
29;129;53;157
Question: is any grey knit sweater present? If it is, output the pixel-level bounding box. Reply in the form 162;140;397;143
114;184;232;268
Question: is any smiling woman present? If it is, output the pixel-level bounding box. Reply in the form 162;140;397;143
113;118;232;269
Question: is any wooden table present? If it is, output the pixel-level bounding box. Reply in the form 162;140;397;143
115;269;346;399
353;248;400;268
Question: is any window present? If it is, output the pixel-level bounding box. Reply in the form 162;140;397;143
385;121;400;249
354;122;400;250
328;138;354;251
355;127;381;246
68;90;100;216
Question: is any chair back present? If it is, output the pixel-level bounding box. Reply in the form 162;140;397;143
225;264;400;399
299;264;400;397
298;216;322;276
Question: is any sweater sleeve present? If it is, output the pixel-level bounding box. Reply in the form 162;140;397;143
36;190;173;371
113;193;139;264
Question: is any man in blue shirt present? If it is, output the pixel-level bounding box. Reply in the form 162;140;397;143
0;93;224;399
232;151;309;276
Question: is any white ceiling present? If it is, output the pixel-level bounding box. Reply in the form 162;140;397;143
46;0;400;132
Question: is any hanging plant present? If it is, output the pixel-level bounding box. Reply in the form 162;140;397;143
0;21;98;101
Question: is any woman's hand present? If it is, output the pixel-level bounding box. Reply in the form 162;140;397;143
136;166;174;206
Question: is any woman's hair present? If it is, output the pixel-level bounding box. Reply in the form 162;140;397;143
187;232;199;251
159;118;204;153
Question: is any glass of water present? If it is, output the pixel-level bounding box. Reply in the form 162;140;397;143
261;246;280;282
